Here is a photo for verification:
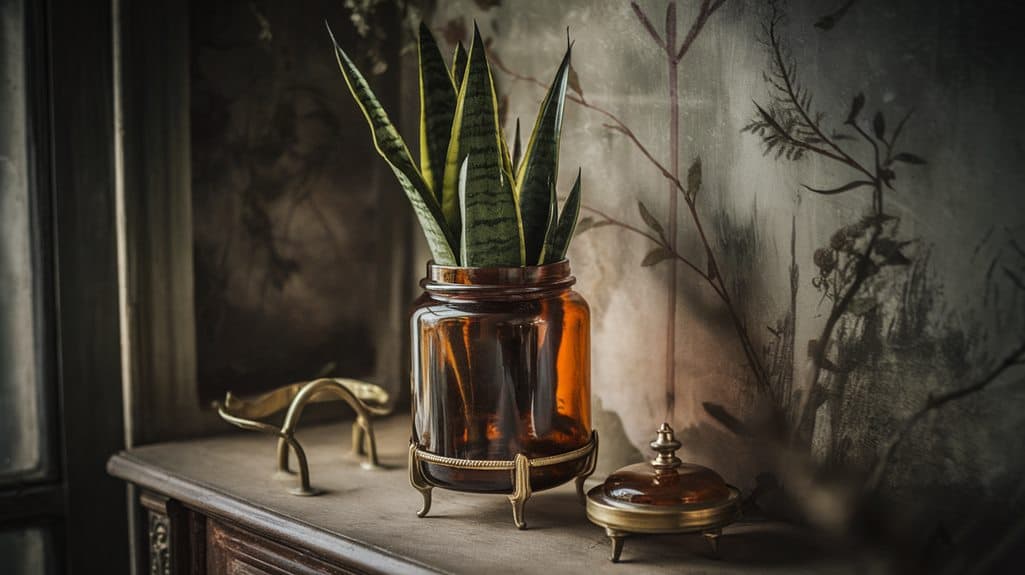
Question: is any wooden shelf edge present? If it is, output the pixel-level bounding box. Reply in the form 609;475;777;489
106;452;444;575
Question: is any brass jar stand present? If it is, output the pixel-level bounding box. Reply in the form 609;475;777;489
408;431;599;529
215;378;393;496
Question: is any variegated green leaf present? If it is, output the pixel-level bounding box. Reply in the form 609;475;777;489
545;169;581;263
516;42;572;264
447;25;523;267
327;23;456;264
500;128;514;182
536;179;558;265
457;158;470;264
512;118;523;174
452;42;468;90
418;22;457;201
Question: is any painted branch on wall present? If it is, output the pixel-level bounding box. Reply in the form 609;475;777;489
743;0;927;447
491;1;777;422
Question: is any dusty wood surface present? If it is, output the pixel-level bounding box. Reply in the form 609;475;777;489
108;415;874;574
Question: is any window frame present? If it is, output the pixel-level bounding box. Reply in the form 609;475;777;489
0;0;129;570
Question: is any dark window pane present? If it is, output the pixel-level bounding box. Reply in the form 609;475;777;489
0;527;56;575
0;0;51;484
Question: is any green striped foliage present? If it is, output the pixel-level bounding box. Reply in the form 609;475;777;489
512;119;523;174
537;178;559;264
328;20;581;268
515;44;572;264
327;23;456;265
447;24;523;266
500;130;515;186
544;169;581;263
451;42;468;90
417;22;457;201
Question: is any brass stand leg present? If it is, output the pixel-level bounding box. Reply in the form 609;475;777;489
284;435;319;496
408;444;433;517
508;454;532;530
275;378;385;475
355;416;381;470
216;406;319;495
351;421;365;457
574;431;599;504
703;527;722;556
605;528;626;562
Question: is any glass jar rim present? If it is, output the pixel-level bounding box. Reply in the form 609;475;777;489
421;259;575;299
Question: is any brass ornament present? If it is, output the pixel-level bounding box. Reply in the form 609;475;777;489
215;378;393;495
585;423;740;562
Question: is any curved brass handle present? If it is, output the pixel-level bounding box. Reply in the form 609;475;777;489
215;378;393;496
222;377;391;419
275;378;388;473
216;404;318;496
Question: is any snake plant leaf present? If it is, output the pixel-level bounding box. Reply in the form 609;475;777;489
500;129;515;182
512;118;523;175
545;169;581;263
418;22;457;200
457;158;470;264
515;41;572;265
536;179;558;264
452;42;468;91
448;24;524;266
327;22;457;265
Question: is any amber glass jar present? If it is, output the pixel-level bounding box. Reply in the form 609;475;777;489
410;260;591;493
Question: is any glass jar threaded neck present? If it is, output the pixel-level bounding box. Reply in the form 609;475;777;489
421;260;575;301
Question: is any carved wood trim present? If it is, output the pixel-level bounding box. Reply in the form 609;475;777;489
148;510;172;575
138;490;204;575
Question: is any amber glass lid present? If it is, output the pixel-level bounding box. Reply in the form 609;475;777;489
585;423;741;535
601;423;732;507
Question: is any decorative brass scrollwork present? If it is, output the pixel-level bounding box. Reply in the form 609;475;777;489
215;378;392;496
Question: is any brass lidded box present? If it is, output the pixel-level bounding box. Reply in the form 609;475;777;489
585;423;741;562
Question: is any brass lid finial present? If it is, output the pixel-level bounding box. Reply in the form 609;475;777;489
650;422;682;470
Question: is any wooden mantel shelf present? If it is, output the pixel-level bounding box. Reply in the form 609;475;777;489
108;415;857;574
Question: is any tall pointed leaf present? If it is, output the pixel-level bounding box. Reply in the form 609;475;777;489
536;179;558;264
446;24;523;266
451;42;468;91
417;23;457;200
500;129;514;181
545;169;581;263
512;118;523;174
327;23;456;264
457;158;470;264
516;43;571;264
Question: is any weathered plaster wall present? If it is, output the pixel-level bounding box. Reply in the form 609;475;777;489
430;0;1025;557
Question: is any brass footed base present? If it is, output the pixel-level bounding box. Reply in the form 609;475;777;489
603;527;723;562
586;485;740;562
408;431;599;529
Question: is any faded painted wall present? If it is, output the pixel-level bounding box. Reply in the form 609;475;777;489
430;0;1025;564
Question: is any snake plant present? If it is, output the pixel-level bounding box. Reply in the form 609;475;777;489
327;21;581;267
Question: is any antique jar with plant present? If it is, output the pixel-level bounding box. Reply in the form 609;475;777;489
329;22;594;528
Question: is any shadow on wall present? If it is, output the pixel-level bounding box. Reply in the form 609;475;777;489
190;0;394;400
